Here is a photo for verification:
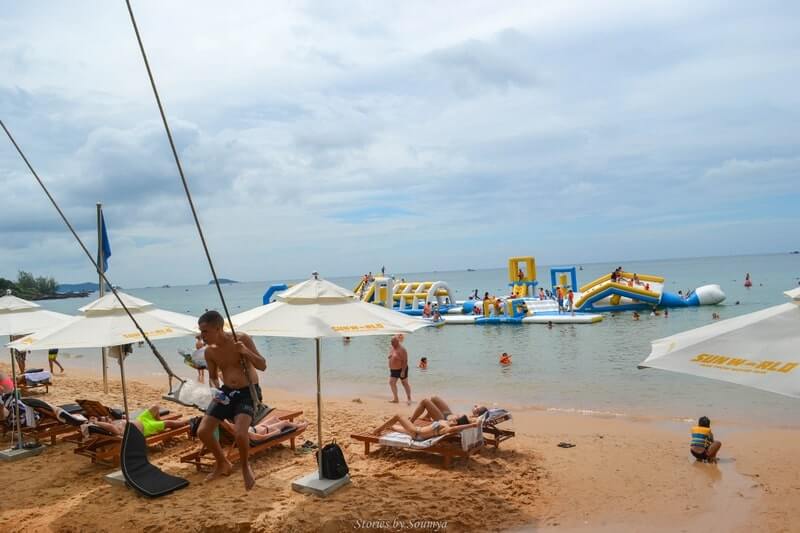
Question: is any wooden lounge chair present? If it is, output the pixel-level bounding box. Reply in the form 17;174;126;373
19;397;86;445
74;420;190;467
481;410;515;448
350;414;487;468
73;401;186;467
180;409;304;471
16;371;52;394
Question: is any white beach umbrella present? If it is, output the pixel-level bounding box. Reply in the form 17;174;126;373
639;288;800;398
8;292;198;351
0;292;72;337
7;292;199;417
0;290;72;452
232;273;428;493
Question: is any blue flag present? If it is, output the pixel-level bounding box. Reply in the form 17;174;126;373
100;212;112;273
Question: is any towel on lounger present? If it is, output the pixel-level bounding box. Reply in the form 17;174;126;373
23;371;51;385
379;431;447;449
486;408;511;421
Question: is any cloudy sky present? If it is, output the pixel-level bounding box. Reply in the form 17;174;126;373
1;1;798;287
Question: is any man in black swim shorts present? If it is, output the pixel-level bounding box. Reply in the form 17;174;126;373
207;384;264;421
196;311;267;491
387;335;411;404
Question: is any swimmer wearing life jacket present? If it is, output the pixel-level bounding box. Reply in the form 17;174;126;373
499;352;512;366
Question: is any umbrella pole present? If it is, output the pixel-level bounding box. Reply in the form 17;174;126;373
8;342;25;450
102;349;109;393
316;338;323;480
117;348;130;420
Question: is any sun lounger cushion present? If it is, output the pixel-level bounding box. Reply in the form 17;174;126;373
121;423;189;498
60;403;83;414
486;408;511;421
20;397;87;427
379;431;448;449
22;371;51;385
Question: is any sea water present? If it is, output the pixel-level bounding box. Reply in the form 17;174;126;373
29;253;800;425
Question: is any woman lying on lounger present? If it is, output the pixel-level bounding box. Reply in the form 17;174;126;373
86;404;192;437
409;396;488;423
374;413;478;441
220;415;308;442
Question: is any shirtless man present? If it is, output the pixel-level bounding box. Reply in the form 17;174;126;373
388;335;411;404
196;310;267;491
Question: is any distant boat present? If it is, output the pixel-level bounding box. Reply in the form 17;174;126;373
791;251;799;254
466;268;476;272
161;284;171;288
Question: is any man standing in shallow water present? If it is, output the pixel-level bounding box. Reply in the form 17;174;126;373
388;334;411;404
196;310;267;491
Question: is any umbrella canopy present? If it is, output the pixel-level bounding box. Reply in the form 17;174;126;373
233;276;429;338
0;291;72;451
0;292;72;336
639;288;800;399
7;292;198;351
232;274;427;491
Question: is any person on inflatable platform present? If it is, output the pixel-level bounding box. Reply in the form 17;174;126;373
422;301;432;318
556;286;564;314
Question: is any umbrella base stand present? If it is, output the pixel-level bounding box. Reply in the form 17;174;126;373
0;443;43;462
104;470;128;487
291;471;350;497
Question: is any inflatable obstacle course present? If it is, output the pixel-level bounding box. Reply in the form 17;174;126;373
571;272;725;312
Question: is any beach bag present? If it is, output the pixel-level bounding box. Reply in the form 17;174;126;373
317;441;349;479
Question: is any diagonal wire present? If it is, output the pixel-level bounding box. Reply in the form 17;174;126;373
0;119;184;389
124;0;236;340
124;0;265;413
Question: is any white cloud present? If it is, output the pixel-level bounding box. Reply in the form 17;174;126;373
1;1;799;286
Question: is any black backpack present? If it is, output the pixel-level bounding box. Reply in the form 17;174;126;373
317;441;349;479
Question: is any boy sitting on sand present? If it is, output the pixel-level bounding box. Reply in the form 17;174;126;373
690;416;722;463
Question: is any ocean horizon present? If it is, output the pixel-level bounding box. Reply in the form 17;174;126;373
20;251;800;427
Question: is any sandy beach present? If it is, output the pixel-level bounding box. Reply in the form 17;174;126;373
1;366;798;532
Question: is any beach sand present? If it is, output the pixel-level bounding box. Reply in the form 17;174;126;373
1;366;798;532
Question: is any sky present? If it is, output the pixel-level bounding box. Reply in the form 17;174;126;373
1;1;798;287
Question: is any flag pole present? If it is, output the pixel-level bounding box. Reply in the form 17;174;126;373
97;203;108;394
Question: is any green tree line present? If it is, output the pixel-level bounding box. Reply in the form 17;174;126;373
0;271;58;300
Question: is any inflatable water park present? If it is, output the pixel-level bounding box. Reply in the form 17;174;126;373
263;256;726;326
